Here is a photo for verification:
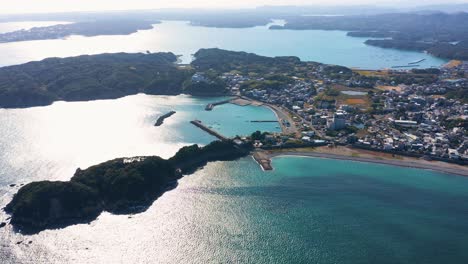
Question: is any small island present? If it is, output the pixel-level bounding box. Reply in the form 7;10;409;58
154;111;176;126
4;140;252;233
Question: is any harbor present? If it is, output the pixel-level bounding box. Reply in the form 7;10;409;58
190;120;229;141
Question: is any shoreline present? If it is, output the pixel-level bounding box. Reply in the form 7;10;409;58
236;96;298;135
255;148;468;177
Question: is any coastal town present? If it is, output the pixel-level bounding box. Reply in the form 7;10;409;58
193;58;468;168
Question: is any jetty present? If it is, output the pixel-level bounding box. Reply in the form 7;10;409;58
190;120;229;141
154;111;176;126
205;99;230;111
253;151;273;171
250;120;278;123
409;59;426;65
205;97;264;111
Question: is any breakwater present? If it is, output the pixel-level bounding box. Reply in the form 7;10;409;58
205;100;231;111
154;111;176;126
190;120;229;141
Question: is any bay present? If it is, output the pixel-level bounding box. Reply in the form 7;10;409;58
0;20;465;264
0;20;447;69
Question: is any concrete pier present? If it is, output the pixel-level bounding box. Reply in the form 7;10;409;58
253;151;273;171
205;100;231;111
190;120;229;141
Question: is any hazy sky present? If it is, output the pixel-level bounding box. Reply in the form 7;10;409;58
1;0;467;14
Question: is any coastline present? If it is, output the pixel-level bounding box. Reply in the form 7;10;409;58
256;146;468;177
235;96;299;135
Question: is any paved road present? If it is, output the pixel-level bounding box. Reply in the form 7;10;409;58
266;104;299;135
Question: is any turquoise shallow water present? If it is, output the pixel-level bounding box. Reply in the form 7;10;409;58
0;21;447;69
3;155;467;263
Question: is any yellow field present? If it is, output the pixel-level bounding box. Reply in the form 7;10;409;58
346;98;367;105
444;60;463;69
377;85;402;92
353;69;390;77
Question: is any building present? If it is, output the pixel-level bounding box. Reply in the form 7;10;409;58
327;113;346;130
394;119;418;128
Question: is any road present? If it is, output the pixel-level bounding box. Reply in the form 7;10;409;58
265;104;299;136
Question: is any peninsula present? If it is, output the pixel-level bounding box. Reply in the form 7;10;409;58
0;49;233;108
4;140;252;233
271;12;468;60
0;20;159;43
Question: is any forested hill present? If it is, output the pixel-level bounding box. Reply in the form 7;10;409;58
0;52;193;108
192;48;305;73
0;48;314;109
5;140;251;233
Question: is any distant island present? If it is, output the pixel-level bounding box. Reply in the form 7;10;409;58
0;20;159;43
270;13;468;60
1;12;467;60
5;140;252;233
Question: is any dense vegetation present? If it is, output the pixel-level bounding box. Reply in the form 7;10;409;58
0;52;193;108
192;48;304;74
1;48;315;108
182;78;228;96
192;48;329;88
447;87;468;103
274;12;468;60
5;140;251;233
169;140;251;173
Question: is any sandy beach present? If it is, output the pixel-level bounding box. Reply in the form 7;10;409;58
256;146;468;177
